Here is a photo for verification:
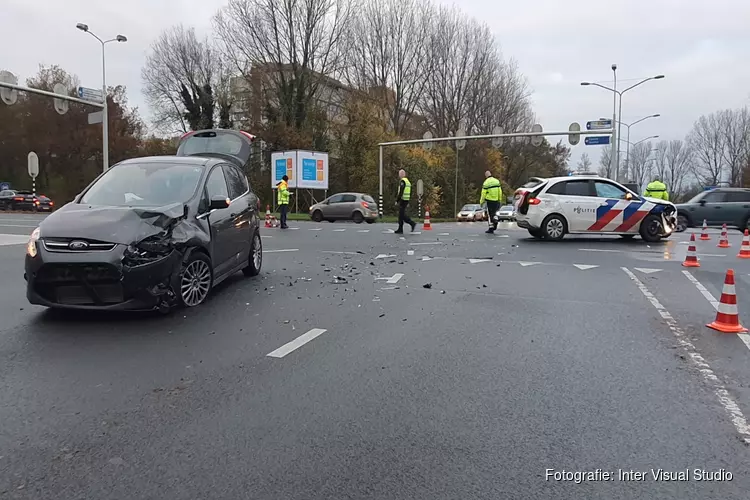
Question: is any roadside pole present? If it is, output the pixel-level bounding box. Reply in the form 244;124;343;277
27;152;39;198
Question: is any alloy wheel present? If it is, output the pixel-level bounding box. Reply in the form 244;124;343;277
180;259;212;307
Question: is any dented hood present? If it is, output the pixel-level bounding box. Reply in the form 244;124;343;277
39;202;186;245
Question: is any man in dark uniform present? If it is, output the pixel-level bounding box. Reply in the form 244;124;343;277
395;169;416;234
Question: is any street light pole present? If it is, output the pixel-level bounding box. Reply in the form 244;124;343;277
617;114;660;178
581;72;664;182
76;23;127;173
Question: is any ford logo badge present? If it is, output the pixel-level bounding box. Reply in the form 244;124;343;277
68;240;89;250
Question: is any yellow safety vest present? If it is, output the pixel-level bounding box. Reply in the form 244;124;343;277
644;181;669;201
277;181;290;205
400;177;411;201
480;176;502;204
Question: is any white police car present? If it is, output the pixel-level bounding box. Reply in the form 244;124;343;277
513;174;677;242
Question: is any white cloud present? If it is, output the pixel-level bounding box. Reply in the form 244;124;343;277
1;0;748;170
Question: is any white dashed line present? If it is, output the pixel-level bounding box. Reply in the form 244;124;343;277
518;261;541;267
265;249;299;253
573;264;599;270
682;270;750;352
622;267;750;444
469;258;492;264
357;230;370;233
309;228;322;231
322;251;361;255
266;328;328;358
438;233;450;236
333;229;346;232
409;242;443;246
375;254;396;259
578;248;622;253
633;268;663;274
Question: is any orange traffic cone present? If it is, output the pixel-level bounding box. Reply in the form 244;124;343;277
718;224;730;248
700;219;710;240
706;269;748;333
264;205;272;228
682;233;700;267
270;215;279;228
423;206;432;230
738;229;750;259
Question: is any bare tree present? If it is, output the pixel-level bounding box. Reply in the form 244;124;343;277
142;25;227;133
419;6;496;137
628;141;654;188
659;139;693;197
688;112;725;185
576;152;592;172
721;108;750;186
597;145;613;178
213;0;353;129
343;0;433;135
467;58;533;135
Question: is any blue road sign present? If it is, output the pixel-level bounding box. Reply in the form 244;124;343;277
586;119;612;130
584;136;611;146
77;86;103;102
0;182;10;191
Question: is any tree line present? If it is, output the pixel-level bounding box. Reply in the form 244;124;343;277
141;0;570;216
591;107;749;201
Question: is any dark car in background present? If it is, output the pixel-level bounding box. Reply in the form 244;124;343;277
309;192;378;223
0;190;54;211
674;188;750;232
24;129;262;312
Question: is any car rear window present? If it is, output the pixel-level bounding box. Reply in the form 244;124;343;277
363;195;376;203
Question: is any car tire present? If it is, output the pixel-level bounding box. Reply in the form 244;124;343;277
352;211;364;224
675;214;689;232
177;251;213;308
528;228;544;239
312;210;323;222
243;229;262;277
366;219;375;224
639;214;663;243
541;214;567;241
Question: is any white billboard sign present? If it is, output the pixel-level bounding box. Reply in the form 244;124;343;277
270;151;298;188
270;150;329;190
296;150;329;190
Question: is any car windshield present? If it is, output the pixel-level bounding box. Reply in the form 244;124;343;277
500;205;513;210
363;195;376;203
462;205;480;211
80;162;204;207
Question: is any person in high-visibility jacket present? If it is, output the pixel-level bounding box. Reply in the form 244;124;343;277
479;170;503;234
277;175;291;229
394;169;416;234
644;177;669;201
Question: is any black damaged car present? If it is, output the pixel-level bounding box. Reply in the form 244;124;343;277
24;129;263;312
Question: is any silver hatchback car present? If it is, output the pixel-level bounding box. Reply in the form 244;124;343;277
309;192;378;224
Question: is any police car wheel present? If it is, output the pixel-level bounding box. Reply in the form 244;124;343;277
639;214;663;243
542;215;566;241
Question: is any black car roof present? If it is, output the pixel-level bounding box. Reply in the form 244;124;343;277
118;156;215;167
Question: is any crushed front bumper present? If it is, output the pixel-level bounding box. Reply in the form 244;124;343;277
25;242;183;311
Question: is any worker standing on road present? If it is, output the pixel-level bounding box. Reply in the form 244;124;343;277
277;175;290;229
480;170;503;234
395;169;416;234
644;177;669;201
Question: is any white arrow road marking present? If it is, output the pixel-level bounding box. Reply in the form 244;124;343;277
375;254;397;259
518;262;541;267
469;258;492;264
265;249;299;253
266;328;328;358
633;267;663;274
573;264;599;270
387;273;404;284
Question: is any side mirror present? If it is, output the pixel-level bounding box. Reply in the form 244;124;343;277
625;192;633;201
209;196;230;211
699;200;707;206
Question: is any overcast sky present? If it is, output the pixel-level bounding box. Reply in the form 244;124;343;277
2;0;749;169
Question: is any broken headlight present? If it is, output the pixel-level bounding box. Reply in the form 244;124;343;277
123;233;173;265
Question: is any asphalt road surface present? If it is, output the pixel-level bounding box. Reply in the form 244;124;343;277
2;214;750;499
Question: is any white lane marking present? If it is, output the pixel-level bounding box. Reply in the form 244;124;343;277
409;242;442;246
262;235;273;238
407;250;414;256
438;232;450;236
0;234;30;245
333;229;346;232
683;270;750;352
634;267;663;274
375;254;396;259
573;264;599;270
518;261;540;267
357;230;370;233
0;223;38;228
387;273;404;284
421;256;433;261
266;328;328;358
622;267;750;444
579;248;622;253
697;253;727;257
288;227;299;230
322;251;361;255
495;234;510;238
382;229;395;234
411;231;422;235
265;249;299;253
469;258;492;264
309;228;323;231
